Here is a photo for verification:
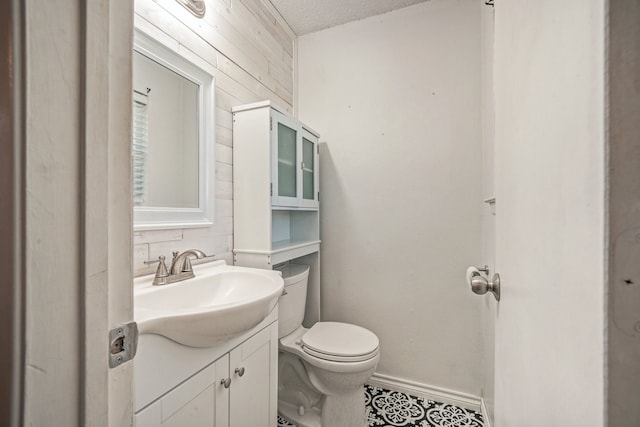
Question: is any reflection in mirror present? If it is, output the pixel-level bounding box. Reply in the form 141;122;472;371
133;29;215;230
133;52;199;209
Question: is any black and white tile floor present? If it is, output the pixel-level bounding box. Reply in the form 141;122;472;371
277;384;484;427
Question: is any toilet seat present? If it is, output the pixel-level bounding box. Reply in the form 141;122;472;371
301;322;379;363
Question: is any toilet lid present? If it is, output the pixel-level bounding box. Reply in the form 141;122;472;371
301;322;379;362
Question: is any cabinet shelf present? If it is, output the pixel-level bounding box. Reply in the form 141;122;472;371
234;239;320;267
271;240;320;265
271;205;318;212
271;239;321;253
278;159;296;167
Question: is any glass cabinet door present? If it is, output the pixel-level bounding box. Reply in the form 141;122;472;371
271;110;300;207
277;122;297;198
299;128;319;208
271;109;319;209
302;137;314;200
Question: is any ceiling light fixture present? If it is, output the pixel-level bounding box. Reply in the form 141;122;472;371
176;0;206;18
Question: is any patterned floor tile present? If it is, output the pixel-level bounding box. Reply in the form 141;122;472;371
277;414;295;427
277;384;484;427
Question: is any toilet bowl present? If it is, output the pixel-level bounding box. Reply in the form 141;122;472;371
276;263;380;427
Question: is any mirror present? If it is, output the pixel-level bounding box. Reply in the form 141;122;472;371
132;29;215;230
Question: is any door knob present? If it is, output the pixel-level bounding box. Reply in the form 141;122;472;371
470;272;501;301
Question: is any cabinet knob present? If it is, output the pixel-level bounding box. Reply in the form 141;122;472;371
235;367;245;377
220;377;231;388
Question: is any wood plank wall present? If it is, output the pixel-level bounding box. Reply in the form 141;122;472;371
133;0;295;274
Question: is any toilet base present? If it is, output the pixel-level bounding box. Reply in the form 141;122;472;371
278;400;321;427
278;386;367;427
320;388;367;427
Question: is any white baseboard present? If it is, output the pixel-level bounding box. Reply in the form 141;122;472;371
480;398;493;427
368;373;482;412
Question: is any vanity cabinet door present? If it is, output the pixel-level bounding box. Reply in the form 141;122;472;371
134;355;230;427
229;324;278;427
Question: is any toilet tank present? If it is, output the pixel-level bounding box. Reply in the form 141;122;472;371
275;263;310;338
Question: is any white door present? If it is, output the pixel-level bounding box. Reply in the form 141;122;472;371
17;1;135;426
479;3;496;423
492;1;606;426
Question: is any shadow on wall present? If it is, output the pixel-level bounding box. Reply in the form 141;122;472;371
318;141;354;320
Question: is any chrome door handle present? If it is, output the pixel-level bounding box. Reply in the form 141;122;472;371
470;272;501;301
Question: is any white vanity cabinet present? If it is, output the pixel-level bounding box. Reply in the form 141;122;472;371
134;312;278;427
134;356;228;427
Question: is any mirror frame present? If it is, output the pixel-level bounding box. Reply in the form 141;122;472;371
133;28;215;230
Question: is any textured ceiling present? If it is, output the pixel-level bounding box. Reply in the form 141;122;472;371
269;0;432;35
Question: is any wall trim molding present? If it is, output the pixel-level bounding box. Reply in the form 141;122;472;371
368;373;482;412
261;0;296;39
480;398;493;427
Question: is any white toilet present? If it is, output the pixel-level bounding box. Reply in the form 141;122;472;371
276;263;380;427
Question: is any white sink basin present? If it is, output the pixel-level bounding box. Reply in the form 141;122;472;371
134;260;283;347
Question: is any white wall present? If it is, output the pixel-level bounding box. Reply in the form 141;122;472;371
298;0;484;395
132;0;295;275
493;1;605;425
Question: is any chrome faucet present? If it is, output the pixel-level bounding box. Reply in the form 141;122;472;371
146;249;208;286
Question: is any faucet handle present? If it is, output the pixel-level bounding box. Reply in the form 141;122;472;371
182;256;193;273
143;257;160;266
145;255;169;279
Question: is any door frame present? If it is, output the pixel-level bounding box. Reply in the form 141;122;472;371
0;1;25;426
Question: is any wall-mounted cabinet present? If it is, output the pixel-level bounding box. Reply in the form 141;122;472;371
270;108;319;209
232;101;321;325
232;101;320;266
